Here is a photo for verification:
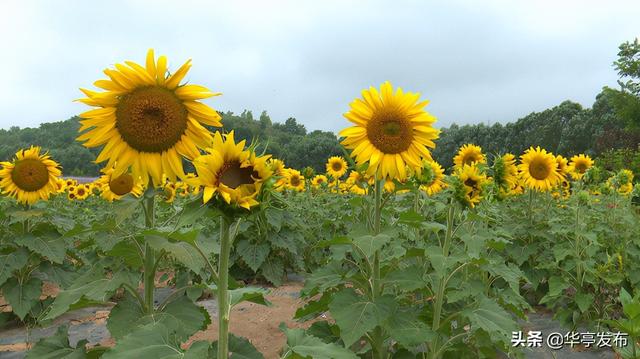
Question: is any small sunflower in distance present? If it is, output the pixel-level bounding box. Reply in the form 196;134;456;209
311;174;328;189
77;49;222;187
416;160;446;196
518;147;562;191
568;154;594;180
453;144;485;168
453;164;487;208
0;146;62;205
97;167;144;202
340;81;439;181
555;155;569;178
326;156;348;179
286;169;305;192
192;131;272;210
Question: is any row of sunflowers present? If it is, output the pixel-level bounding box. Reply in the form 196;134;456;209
0;49;638;359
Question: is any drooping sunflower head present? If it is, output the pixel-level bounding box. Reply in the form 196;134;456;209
450;164;487;208
326;156;348;179
97;167;144;202
285;169;305;192
568;154;594;180
192;131;272;210
77;49;223;187
490;153;519;198
453;144;485;168
339;81;439;181
0;146;62;205
517;147;562;192
311;174;328;189
415;160;446;196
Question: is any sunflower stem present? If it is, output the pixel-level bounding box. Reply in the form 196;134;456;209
217;215;234;359
143;193;156;314
431;201;455;359
370;178;385;359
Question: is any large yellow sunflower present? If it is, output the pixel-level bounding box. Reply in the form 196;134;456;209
453;144;485;168
326;156;348;179
0;146;62;205
97;167;144;202
518;147;562;191
568;154;594;180
77;49;222;187
339;81;439;181
285;169;305;192
416;160;446;196
192;131;272;210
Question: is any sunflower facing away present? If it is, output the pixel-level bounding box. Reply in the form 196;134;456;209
0;146;62;205
339;81;439;181
454;164;487;208
192;131;272;210
518;147;562;191
326;156;348;179
453;144;485;168
416;160;446;196
77;49;222;187
97;167;144;202
568;154;594;180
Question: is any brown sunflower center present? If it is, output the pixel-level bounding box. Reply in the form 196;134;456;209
11;159;50;192
219;161;255;189
316;178;324;184
290;175;301;187
462;153;481;166
331;161;343;172
575;162;588;173
366;107;413;154
115;86;188;153
76;188;86;196
529;159;551;180
464;178;478;188
109;174;134;196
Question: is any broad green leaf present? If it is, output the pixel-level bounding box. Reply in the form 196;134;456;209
145;233;205;273
26;325;86;359
236;240;270;272
106;293;145;340
0;248;29;287
280;324;358;359
575;292;594;313
102;322;186;359
107;241;143;268
383;308;436;347
229;287;272;308
260;257;284;286
15;233;66;264
295;291;333;321
547;275;569;297
211;334;265;359
353;233;391;258
383;265;425;292
463;297;517;344
265;208;284;231
328;288;396;347
302;261;344;294
43;269;136;321
3;277;42;320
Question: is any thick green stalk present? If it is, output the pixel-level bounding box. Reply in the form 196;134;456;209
431;202;455;359
143;194;156;314
217;215;233;359
575;203;582;288
370;178;385;359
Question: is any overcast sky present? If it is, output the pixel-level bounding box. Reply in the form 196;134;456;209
0;0;638;133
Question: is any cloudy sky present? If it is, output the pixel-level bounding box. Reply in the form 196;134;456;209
0;0;638;133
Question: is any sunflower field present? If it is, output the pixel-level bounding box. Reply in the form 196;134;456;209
1;49;640;359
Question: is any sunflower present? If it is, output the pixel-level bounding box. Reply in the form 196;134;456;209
286;169;305;192
555;155;569;178
326;156;348;179
339;81;439;181
345;171;369;195
64;178;77;187
491;153;518;198
0;146;62;205
453;144;485;168
518;147;562;191
269;159;287;190
162;183;176;203
311;175;328;189
568;154;594;180
454;164;487;208
415;160;446;196
55;178;67;193
192;131;272;210
96;167;144;202
77;49;222;187
74;185;90;200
